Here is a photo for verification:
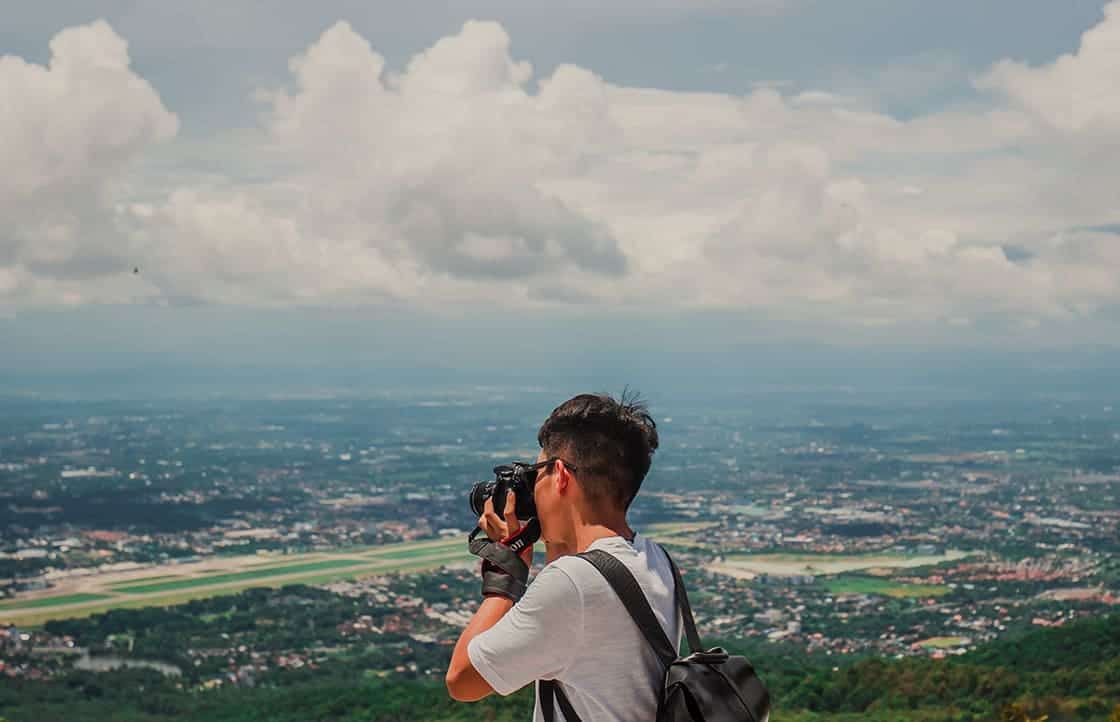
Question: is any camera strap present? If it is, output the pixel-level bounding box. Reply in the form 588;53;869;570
466;516;542;553
501;517;541;553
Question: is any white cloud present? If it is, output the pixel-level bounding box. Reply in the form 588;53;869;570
0;19;177;304
3;11;1120;332
264;21;626;279
976;0;1120;133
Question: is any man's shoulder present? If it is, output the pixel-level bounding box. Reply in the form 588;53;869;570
525;556;588;604
538;551;618;600
544;535;670;590
540;553;595;586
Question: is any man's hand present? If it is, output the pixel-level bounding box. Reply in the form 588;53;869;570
478;491;533;566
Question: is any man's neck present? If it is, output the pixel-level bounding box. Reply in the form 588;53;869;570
544;520;635;560
573;521;635;553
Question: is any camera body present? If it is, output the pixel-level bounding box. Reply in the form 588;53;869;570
469;463;538;521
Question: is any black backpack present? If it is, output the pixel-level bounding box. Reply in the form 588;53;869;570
539;546;770;722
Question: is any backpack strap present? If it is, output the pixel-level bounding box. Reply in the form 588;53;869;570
576;549;678;666
661;545;703;655
539;679;582;722
538;545;705;722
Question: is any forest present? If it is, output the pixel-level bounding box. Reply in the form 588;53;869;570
1;606;1116;722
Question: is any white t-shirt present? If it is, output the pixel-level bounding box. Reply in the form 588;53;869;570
468;533;681;722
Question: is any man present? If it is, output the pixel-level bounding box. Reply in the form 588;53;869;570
446;392;677;721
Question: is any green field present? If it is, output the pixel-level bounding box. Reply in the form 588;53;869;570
1;547;475;626
107;574;182;588
0;593;112;609
370;544;463;561
114;559;369;593
647;521;718;535
294;555;471;587
2;525;700;626
730;505;774;517
824;575;950;598
365;539;463;554
243;558;303;568
916;636;971;649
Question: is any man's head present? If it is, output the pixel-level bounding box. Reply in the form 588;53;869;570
531;392;659;537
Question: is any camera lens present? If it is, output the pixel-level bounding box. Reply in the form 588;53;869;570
469;480;494;517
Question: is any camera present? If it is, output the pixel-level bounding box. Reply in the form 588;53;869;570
469;463;539;520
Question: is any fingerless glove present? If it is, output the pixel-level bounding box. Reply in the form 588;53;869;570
469;534;530;601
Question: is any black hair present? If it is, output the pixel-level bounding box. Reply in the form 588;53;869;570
536;389;659;510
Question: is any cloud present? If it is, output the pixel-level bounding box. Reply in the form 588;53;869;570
3;11;1120;333
0;19;177;304
976;0;1120;133
125;20;629;308
269;20;627;283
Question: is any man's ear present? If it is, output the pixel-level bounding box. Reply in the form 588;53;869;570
555;461;572;495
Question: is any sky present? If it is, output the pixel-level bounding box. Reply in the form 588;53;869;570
2;1;1119;391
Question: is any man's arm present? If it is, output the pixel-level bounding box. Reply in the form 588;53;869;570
446;531;579;700
445;596;513;701
446;492;531;701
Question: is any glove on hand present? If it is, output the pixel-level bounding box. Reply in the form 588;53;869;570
467;518;539;602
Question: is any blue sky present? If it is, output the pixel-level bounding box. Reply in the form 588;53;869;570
2;1;1106;126
2;1;1119;387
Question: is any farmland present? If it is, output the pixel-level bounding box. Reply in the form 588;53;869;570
823;574;950;598
0;593;112;609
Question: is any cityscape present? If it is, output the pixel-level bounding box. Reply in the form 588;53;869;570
1;388;1117;720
